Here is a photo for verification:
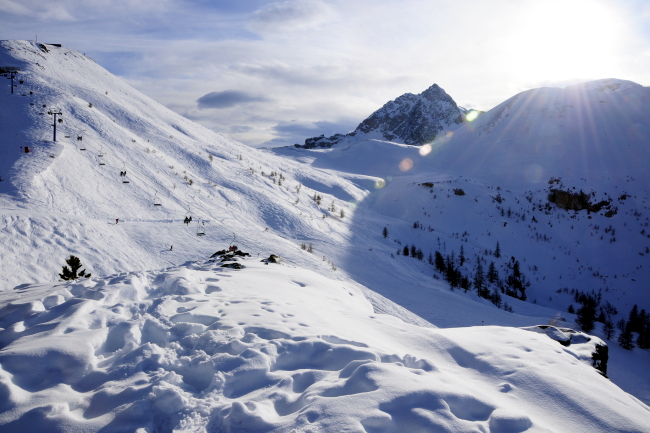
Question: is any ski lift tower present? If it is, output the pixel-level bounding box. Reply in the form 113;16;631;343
47;108;63;142
1;67;20;94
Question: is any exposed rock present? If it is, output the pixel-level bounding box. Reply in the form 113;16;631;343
548;189;611;213
521;325;607;376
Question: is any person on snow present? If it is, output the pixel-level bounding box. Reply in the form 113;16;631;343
115;218;119;224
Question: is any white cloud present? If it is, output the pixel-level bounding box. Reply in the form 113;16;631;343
249;0;336;33
0;0;173;21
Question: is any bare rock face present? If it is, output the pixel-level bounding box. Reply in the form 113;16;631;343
296;84;465;148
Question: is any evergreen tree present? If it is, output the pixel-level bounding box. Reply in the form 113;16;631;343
628;304;641;333
459;245;466;266
636;312;650;349
382;227;389;238
567;304;575;314
434;251;445;273
403;246;409;256
410;245;417;258
428;252;433;266
416;249;424;261
460;275;470;291
576;296;597;333
494;241;501;258
59;255;91;280
487;261;498;284
618;320;635;350
603;314;615;340
506;260;528;300
491;287;502;308
473;259;486;298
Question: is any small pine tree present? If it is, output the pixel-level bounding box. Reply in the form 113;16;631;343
637;313;650;349
474;259;486;298
403;246;409;256
494;241;501;258
340;209;345;218
628;305;641;333
487;261;498;284
576;296;597;333
618;320;635;350
459;245;466;266
382;227;388;238
434;251;445;273
59;255;91;280
603;314;615;340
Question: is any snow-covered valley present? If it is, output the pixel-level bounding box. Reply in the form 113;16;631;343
1;40;650;431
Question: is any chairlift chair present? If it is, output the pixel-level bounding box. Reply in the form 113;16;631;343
120;161;130;183
153;192;162;206
196;219;206;236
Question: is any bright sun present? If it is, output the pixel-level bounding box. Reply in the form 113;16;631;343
502;0;624;82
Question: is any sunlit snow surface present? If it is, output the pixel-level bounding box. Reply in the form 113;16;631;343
0;258;648;432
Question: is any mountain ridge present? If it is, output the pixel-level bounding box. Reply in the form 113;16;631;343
295;83;466;148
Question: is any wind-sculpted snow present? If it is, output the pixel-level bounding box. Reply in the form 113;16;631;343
0;258;647;432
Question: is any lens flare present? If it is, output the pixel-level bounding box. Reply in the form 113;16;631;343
399;158;413;171
419;144;432;156
466;110;479;122
374;179;386;189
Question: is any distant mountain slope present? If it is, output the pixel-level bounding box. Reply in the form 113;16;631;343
295;84;466;148
424;80;650;190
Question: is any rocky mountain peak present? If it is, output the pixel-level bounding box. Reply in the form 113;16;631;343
296;83;465;149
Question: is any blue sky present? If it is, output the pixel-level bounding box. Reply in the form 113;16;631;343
1;0;649;147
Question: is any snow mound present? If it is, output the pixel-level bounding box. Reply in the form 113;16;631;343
0;255;647;432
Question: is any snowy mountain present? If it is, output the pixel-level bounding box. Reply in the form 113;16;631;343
295;84;465;148
1;40;650;431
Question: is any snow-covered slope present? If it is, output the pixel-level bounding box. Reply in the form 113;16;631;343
425;80;650;190
0;40;366;292
295;84;465;148
274;80;650;404
2;40;650;430
1;255;648;432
